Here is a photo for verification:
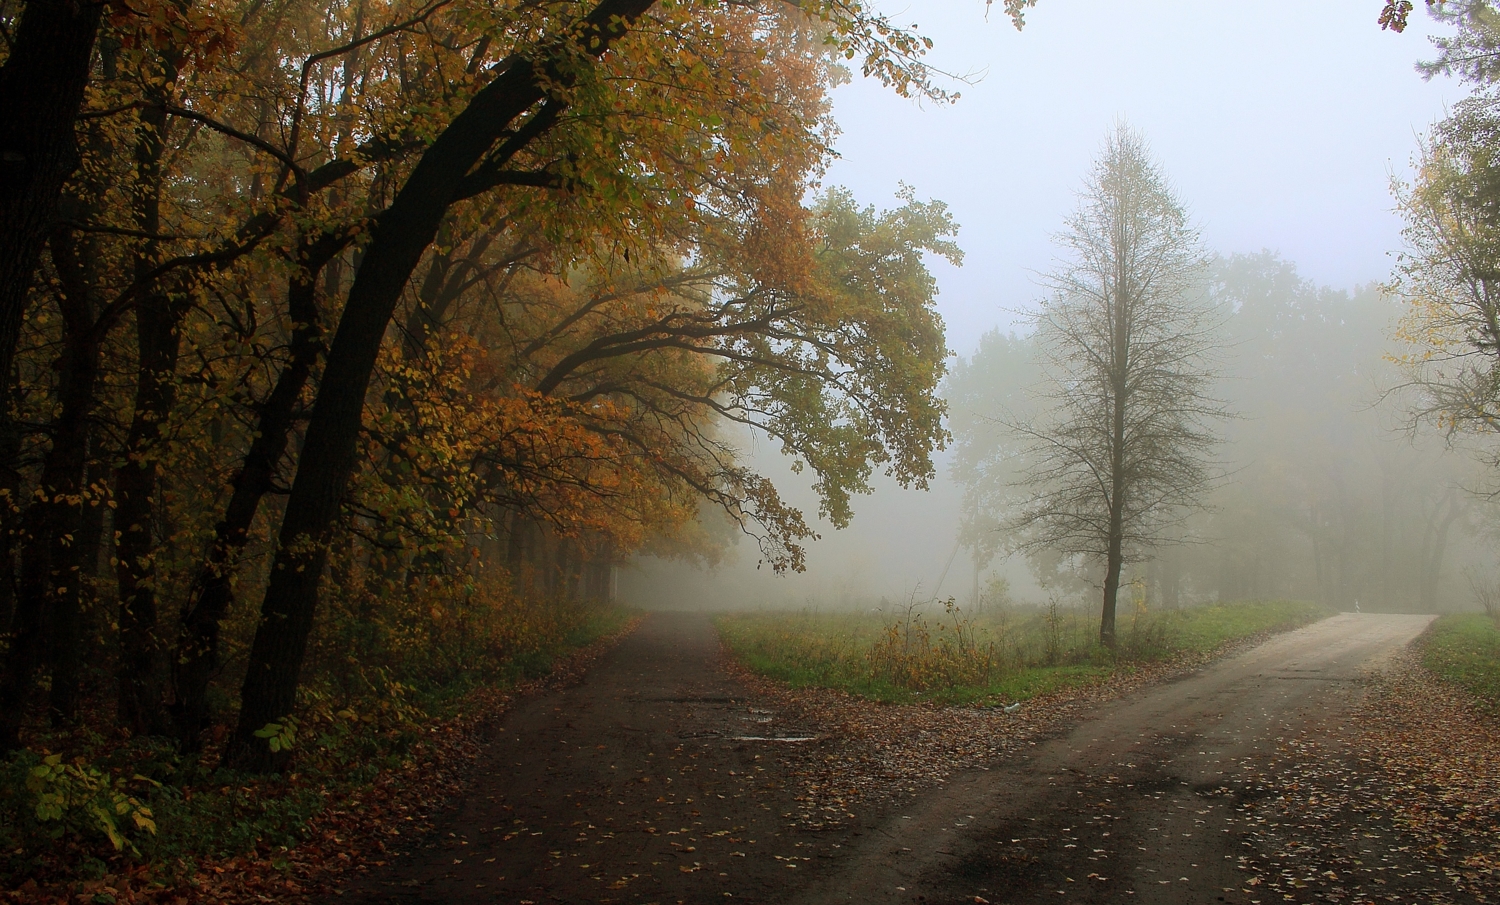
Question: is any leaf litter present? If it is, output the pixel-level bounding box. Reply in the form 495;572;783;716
1234;649;1500;903
1;619;640;905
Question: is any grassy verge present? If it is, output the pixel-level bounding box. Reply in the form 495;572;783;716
718;599;1331;706
0;598;634;892
1420;613;1500;712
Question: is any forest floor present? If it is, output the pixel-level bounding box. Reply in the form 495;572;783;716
319;609;1500;905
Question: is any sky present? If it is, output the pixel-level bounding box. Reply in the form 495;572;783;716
820;0;1458;356
622;1;1467;609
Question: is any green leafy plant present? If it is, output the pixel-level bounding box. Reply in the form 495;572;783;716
252;716;300;754
26;755;158;854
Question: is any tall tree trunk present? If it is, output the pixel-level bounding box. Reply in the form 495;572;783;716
169;230;343;752
1100;495;1124;649
115;291;183;735
1100;266;1130;649
0;382;20;639
114;77;183;736
1420;490;1463;613
0;0;102;405
225;0;656;772
0;316;101;743
0;0;103;746
53;455;109;723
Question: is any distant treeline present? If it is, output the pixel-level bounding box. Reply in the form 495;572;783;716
948;252;1491;613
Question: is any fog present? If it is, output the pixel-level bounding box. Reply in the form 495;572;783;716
620;3;1489;614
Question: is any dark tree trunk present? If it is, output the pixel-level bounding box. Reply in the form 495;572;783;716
0;318;102;741
40;276;107;728
0;0;102;402
54;455;109;722
0;390;20;638
0;0;103;746
224;0;656;772
1100;273;1130;650
114;291;183;735
169;230;344;753
1419;490;1463;613
1100;502;1124;649
115;84;182;737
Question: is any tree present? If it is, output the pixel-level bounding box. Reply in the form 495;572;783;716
1010;125;1223;648
1391;96;1500;450
215;0;967;770
0;0;104;431
945;329;1038;570
0;0;990;766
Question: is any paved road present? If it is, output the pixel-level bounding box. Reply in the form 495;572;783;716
333;612;1435;905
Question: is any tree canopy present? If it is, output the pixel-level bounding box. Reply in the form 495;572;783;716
0;0;973;771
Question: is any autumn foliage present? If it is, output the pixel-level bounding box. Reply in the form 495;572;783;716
0;0;963;883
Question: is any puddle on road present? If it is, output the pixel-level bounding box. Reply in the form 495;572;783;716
639;695;746;704
677;730;820;742
726;735;818;743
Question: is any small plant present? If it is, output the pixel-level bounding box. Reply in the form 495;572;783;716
25;754;158;854
1464;567;1500;627
864;595;1002;691
978;575;1013;614
252;715;300;754
1043;596;1065;666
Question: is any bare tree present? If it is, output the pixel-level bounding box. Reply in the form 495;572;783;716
1465;564;1500;624
1011;125;1225;648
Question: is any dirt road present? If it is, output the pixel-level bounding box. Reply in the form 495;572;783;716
792;612;1436;905
333;612;1436;905
335;612;838;904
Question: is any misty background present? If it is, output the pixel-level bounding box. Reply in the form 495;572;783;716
619;2;1485;613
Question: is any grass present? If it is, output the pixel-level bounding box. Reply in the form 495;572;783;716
717;598;1332;706
1158;599;1332;652
1421;613;1500;712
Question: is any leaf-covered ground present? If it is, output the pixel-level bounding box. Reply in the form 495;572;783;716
15;611;1493;904
726;639;1240;828
1;618;640;905
1236;649;1500;903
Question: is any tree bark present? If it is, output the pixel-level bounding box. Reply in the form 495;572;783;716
0;0;103;745
114;78;183;736
114;294;183;735
0;296;102;744
0;386;20;640
1100;267;1131;649
225;0;656;772
0;0;102;401
169;230;344;753
1100;490;1124;648
1419;490;1463;613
